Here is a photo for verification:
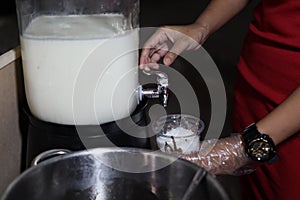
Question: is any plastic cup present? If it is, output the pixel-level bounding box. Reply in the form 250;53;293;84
152;114;205;154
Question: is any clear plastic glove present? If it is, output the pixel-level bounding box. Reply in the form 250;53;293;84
139;23;209;70
181;134;258;176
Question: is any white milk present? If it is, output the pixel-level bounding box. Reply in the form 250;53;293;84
156;127;200;154
21;15;139;125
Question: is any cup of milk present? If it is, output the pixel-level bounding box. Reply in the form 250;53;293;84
152;114;205;154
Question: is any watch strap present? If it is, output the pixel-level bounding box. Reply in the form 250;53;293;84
242;123;260;143
242;123;278;164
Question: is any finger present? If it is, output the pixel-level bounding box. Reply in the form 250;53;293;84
140;48;165;69
163;52;177;66
149;42;169;63
156;43;169;56
140;47;151;66
148;62;160;70
140;36;160;67
141;62;160;71
140;45;160;68
163;40;188;66
141;43;169;69
150;53;162;63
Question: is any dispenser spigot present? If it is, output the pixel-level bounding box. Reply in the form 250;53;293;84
138;70;169;107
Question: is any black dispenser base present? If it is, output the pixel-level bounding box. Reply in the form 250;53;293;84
20;99;151;167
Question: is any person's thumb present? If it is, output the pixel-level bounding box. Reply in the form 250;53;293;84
163;40;187;66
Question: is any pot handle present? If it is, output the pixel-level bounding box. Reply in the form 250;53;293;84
31;149;72;167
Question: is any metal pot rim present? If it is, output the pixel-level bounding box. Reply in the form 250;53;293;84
1;147;229;200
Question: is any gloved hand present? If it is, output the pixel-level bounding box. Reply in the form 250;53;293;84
139;23;209;70
181;134;258;176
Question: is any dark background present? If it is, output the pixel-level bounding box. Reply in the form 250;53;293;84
0;0;16;15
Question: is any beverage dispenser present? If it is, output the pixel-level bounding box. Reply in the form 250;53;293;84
15;0;169;166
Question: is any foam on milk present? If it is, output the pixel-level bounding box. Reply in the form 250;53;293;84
21;14;139;125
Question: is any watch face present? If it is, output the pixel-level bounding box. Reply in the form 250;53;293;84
247;136;274;162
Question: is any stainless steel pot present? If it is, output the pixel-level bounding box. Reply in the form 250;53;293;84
1;148;230;200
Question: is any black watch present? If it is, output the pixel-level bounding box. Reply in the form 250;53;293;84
242;123;279;164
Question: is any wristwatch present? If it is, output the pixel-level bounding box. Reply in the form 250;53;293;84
242;123;279;164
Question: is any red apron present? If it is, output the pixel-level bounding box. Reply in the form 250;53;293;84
232;0;300;199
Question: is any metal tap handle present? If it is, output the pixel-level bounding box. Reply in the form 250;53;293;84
140;70;169;107
158;84;168;107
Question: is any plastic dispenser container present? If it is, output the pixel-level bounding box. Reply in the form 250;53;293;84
15;0;169;166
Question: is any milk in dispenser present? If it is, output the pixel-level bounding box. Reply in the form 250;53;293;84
17;0;140;125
